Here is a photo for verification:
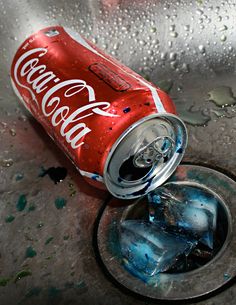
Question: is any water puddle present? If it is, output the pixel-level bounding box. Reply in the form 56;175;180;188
176;104;210;126
208;86;236;107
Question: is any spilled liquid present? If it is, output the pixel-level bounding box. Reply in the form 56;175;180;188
54;197;67;209
16;194;27;212
0;269;32;287
118;183;227;283
39;166;67;184
5;215;15;223
177;104;210;126
45;237;54;245
25;246;37;258
208;86;236;107
156;79;174;94
14;270;32;283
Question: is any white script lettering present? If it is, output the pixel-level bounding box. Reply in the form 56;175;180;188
14;48;118;149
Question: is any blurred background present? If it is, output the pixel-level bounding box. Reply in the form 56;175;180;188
1;0;236;304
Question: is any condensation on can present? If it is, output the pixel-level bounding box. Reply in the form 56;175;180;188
11;26;187;199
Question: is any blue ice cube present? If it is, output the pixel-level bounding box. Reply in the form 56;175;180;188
148;184;218;249
119;220;197;281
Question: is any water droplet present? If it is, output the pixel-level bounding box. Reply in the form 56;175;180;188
169;52;177;60
10;128;16;136
91;37;98;44
113;42;119;50
160;52;167;60
170;61;178;70
170;31;178;38
16;194;27;211
5;215;15;223
45;237;54;245
0;158;13;167
224;273;230;281
25;246;37;258
55;197;67;209
220;35;227;42
181;63;190;73
147;49;154;56
196;9;203;15
15;173;24;181
14;270;32;283
37;222;44;229
150;27;157;33
1;121;7;128
139;40;146;46
198;45;206;54
219;25;228;31
184;25;190;31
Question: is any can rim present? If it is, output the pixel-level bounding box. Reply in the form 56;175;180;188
103;113;188;199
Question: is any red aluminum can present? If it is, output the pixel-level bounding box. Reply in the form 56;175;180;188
11;26;187;199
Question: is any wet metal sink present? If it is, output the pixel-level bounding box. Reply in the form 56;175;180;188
1;0;236;304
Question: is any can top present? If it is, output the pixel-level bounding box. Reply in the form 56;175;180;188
103;113;187;199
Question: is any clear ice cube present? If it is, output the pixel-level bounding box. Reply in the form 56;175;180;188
148;184;218;249
119;220;197;280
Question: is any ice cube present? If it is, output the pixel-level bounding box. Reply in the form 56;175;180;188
119;220;197;281
148;184;218;249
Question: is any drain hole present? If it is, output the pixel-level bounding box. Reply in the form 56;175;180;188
119;155;152;181
120;183;229;275
96;165;235;300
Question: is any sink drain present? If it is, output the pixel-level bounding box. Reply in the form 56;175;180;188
94;165;236;301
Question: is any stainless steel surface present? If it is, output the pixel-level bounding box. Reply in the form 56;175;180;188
1;0;236;304
97;165;234;301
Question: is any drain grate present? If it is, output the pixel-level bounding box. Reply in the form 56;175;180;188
94;165;236;301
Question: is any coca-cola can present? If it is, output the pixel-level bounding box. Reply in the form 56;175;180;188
11;26;187;199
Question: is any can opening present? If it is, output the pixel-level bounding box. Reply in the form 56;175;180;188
104;114;187;199
119;155;152;181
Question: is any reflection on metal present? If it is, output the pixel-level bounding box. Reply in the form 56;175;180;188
104;114;187;199
96;165;236;301
133;135;174;168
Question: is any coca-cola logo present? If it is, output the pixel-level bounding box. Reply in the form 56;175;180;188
13;48;118;149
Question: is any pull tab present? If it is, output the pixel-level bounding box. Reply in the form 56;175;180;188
133;136;175;168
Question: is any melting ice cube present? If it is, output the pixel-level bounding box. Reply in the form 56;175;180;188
119;220;197;280
148;184;218;249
